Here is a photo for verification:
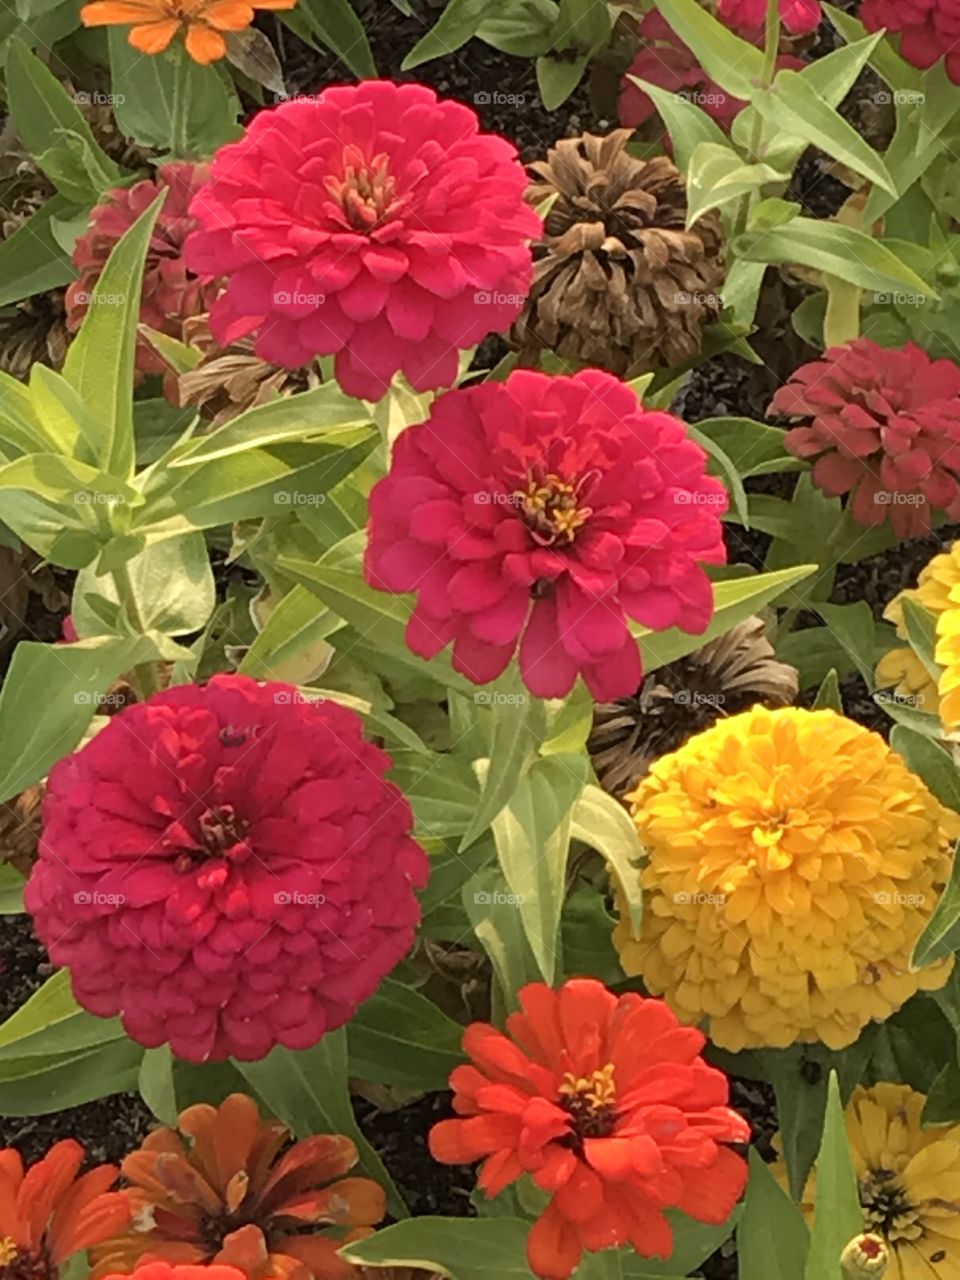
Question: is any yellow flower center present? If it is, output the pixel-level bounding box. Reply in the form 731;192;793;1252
517;473;592;546
0;1240;18;1267
558;1063;618;1140
326;147;398;232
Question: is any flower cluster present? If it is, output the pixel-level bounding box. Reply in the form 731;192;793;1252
781;1083;960;1279
184;81;541;400
25;675;428;1063
614;705;959;1050
92;1094;385;1280
67;164;220;376
429;979;749;1280
770;339;960;538
862;0;960;84
364;368;727;701
876;538;960;715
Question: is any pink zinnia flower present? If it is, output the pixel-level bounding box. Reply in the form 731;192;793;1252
24;675;428;1063
363;369;728;702
771;339;960;538
717;0;820;35
862;0;960;82
184;81;541;401
67;164;219;377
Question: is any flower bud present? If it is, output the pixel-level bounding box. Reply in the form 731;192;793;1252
841;1233;889;1278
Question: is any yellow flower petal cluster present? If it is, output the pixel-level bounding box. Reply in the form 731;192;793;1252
613;706;958;1051
936;595;960;734
782;1084;960;1280
876;540;960;715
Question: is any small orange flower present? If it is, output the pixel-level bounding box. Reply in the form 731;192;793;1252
79;0;296;65
104;1265;251;1280
92;1094;385;1280
0;1139;131;1278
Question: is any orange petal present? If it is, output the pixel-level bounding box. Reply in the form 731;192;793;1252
128;17;181;52
251;0;297;9
215;1222;271;1277
527;1203;583;1280
275;1238;354;1280
201;0;254;28
255;1137;357;1215
80;0;159;21
272;1177;386;1227
184;21;226;61
49;1166;125;1262
17;1140;84;1251
211;1095;262;1192
152;1153;221;1215
177;1105;221;1191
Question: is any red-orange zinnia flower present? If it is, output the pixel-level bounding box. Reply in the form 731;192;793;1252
103;1265;252;1280
79;0;296;64
0;1139;131;1278
92;1094;385;1280
429;979;749;1280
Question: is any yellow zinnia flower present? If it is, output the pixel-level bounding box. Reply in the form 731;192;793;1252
936;585;960;735
876;540;960;715
780;1084;960;1280
613;706;958;1051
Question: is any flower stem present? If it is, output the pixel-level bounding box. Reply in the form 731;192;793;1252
169;46;191;159
111;560;161;699
735;0;781;235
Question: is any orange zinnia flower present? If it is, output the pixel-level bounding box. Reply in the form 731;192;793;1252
92;1094;385;1280
79;0;296;65
0;1139;131;1278
429;979;750;1280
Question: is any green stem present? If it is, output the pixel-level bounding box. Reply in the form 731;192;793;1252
111;561;161;699
169;47;191;159
734;0;782;235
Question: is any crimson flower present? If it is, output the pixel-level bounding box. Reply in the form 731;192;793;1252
862;0;960;82
429;979;749;1280
364;369;727;702
67;164;219;376
770;339;960;538
184;81;541;401
24;675;428;1063
717;0;820;34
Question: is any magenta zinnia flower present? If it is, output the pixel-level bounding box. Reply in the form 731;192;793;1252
364;369;728;701
717;0;820;35
771;339;960;538
862;0;960;82
24;675;428;1063
184;81;541;401
67;163;220;377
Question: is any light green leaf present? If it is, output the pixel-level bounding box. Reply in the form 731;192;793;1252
650;0;764;97
570;784;643;939
626;77;729;174
804;1072;862;1280
342;1217;532;1279
912;836;960;968
0;194;78;307
0;864;25;914
689;416;799;479
738;1149;809;1280
63;193;166;480
138;1045;178;1124
402;0;495;67
0;1038;143;1115
686;141;787;229
891;727;960;813
239;585;338;684
901;597;942;683
536;51;590;109
687;419;749;526
813;668;843;711
73;534;216;638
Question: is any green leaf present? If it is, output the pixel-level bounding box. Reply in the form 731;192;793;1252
0;975;125;1060
923;1059;960;1126
690;416;800;479
733;218;938;298
72;534;215;638
823;3;924;92
626;77;729;174
738;1149;809;1280
687;420;749;526
282;0;376;76
342;1217;532;1279
0;635;177;802
0;1038;143;1115
6;39;121;202
686;141;788;229
813;668;843;711
901;597;942;683
477;0;558;56
804;1072;862;1280
754;70;896;195
234;1034;407;1218
0;864;25;914
347;979;465;1091
0;194;78;307
487;752;590;983
813;601;877;687
239;585;338;684
536;51;590;109
636;564;817;672
570;784;644;939
464;866;545;1006
912;837;960;968
138;1045;178;1124
63;193;166;480
891;727;960;813
649;0;764;98
402;0;495;67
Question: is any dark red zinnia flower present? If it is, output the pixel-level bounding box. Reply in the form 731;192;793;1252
24;675;428;1063
363;368;727;702
862;0;960;83
770;339;960;538
184;81;541;401
429;979;750;1280
67;164;219;376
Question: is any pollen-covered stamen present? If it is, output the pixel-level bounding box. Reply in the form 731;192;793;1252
326;146;399;232
860;1168;924;1242
0;1243;56;1280
517;472;594;546
198;804;250;860
558;1063;618;1143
